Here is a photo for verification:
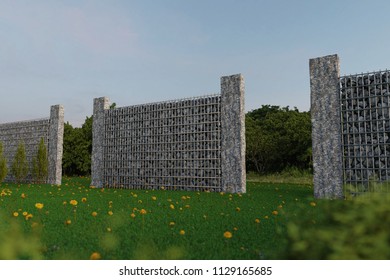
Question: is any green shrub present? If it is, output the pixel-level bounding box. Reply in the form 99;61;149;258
281;193;390;259
11;142;28;184
0;142;8;183
32;138;48;183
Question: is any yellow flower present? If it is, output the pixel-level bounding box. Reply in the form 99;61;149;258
65;219;72;225
25;214;33;220
272;211;278;216
233;227;238;231
63;201;67;205
185;204;190;209
69;200;78;206
81;198;87;203
13;212;19;217
236;207;241;212
140;209;147;215
179;230;185;235
170;204;175;210
264;215;269;219
255;218;260;224
151;196;157;201
90;252;101;260
22;211;28;216
169;222;175;226
35;203;44;209
21;193;26;199
91;211;98;217
224;231;233;239
310;202;317;207
107;227;112;232
108;211;113;216
130;213;136;218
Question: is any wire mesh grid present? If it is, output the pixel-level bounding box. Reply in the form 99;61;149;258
102;94;222;191
0;118;50;182
340;70;390;194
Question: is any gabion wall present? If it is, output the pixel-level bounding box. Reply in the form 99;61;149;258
310;54;390;198
91;74;246;193
340;71;390;185
0;105;64;185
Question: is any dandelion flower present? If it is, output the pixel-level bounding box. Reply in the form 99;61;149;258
13;212;19;217
152;196;157;201
63;201;67;205
35;203;44;209
107;227;112;232
236;207;241;212
130;213;136;218
255;218;260;224
223;231;233;239
21;193;26;199
81;198;87;203
108;211;113;216
25;214;33;220
170;204;175;210
310;202;317;207
179;230;185;235
70;200;78;206
90;252;101;260
140;209;147;215
169;222;175;226
65;220;71;225
272;211;278;216
91;211;98;217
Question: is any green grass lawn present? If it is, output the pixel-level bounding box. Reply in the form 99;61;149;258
0;177;319;260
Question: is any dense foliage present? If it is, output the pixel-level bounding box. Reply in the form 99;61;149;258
62;116;93;176
281;191;390;259
246;105;312;174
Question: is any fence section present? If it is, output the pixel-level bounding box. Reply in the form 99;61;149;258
91;74;245;193
340;70;390;186
310;54;390;198
0;105;64;185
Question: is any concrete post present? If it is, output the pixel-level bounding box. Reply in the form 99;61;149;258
221;74;246;193
91;97;110;188
48;105;64;185
310;54;343;199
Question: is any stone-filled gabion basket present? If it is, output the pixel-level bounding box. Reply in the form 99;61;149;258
340;71;390;185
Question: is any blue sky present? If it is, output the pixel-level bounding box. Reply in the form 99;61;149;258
1;0;390;126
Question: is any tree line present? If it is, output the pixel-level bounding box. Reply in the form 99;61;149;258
61;105;312;177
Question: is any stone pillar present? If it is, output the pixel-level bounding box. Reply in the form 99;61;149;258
221;74;246;193
48;105;64;185
310;54;343;199
91;97;110;188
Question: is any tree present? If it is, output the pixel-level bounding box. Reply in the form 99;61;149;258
62;116;93;176
0;142;8;183
32;138;48;183
246;105;312;174
11;142;29;184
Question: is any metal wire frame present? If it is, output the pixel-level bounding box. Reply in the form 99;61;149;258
340;70;390;193
102;94;222;191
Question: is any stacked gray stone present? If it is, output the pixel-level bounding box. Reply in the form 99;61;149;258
91;74;246;193
0;105;64;185
310;54;343;199
340;70;390;185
